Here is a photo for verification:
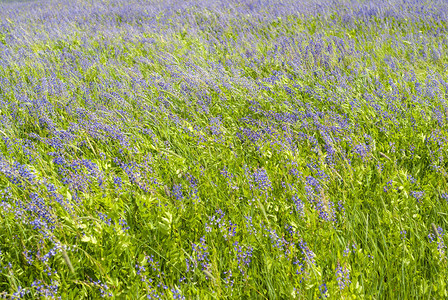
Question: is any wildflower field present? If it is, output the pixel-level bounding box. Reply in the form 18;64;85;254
0;0;448;298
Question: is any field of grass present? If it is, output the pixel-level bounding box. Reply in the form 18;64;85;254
0;0;448;298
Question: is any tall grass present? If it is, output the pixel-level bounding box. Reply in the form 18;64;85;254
0;0;448;298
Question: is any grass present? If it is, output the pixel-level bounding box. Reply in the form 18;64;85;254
0;0;448;298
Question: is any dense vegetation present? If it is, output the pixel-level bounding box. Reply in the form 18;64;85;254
1;0;448;298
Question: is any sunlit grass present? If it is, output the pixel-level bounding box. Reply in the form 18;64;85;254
0;0;447;298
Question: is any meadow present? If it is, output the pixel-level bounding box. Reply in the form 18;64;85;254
0;0;448;298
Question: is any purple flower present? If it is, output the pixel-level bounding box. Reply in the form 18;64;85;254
410;190;425;202
252;168;272;191
172;184;183;201
335;263;351;290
